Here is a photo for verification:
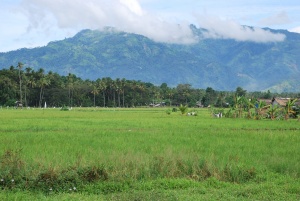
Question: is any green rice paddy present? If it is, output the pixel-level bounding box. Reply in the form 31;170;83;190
0;107;299;200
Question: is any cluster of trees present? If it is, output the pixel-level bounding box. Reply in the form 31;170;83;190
212;95;299;120
0;63;299;108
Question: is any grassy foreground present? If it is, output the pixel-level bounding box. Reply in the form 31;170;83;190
0;107;299;200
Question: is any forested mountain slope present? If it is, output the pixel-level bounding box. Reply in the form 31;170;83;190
0;26;299;92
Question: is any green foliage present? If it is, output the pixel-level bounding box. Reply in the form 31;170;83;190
283;98;298;120
178;104;188;115
0;65;299;109
60;105;70;111
4;99;16;107
165;109;171;115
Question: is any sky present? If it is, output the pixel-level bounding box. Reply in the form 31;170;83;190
0;0;300;52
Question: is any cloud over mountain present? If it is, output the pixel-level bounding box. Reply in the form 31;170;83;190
21;0;285;44
196;14;286;42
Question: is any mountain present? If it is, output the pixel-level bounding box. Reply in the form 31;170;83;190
0;26;300;92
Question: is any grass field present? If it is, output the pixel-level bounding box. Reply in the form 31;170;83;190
0;107;300;200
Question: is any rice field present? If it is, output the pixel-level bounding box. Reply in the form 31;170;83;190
0;107;299;200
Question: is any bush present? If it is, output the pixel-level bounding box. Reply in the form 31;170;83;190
4;100;16;107
178;104;188;115
60;106;70;111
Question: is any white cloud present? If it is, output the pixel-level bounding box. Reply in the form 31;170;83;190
289;26;300;34
19;0;286;45
20;0;197;44
195;15;286;42
119;0;144;16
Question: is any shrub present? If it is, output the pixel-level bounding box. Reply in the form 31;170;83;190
178;104;188;115
60;105;70;111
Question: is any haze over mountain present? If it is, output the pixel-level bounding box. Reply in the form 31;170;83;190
0;26;299;92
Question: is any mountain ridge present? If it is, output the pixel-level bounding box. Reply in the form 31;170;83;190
0;26;299;92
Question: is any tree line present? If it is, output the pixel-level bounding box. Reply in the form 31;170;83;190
0;63;299;108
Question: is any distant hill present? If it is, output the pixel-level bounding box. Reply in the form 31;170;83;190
0;26;299;92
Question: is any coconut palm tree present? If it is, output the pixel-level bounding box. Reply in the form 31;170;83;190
37;70;51;108
166;88;174;106
115;78;122;107
26;73;36;106
23;67;34;107
120;78;126;107
17;62;24;106
98;79;107;107
91;81;100;107
67;73;77;107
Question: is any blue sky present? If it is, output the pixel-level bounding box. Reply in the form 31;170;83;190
1;0;299;52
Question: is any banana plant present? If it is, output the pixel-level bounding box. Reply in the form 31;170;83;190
254;100;270;120
267;105;279;120
283;98;298;120
245;98;256;119
233;95;244;118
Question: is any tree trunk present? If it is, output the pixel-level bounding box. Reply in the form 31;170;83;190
118;91;121;107
39;87;43;108
103;91;106;107
122;91;125;107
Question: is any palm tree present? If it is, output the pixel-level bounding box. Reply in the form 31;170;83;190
115;78;122;107
22;74;29;107
23;67;35;107
26;73;36;106
99;79;107;107
130;80;138;107
110;80;116;107
121;78;126;107
91;82;100;107
67;73;76;107
166;88;174;107
17;62;24;106
137;82;146;106
37;70;51;108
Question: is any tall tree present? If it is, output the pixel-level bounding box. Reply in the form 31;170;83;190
115;78;122;107
98;79;107;107
17;62;24;105
121;78;126;107
235;86;247;97
91;81;100;107
37;69;51;108
67;73;76;107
